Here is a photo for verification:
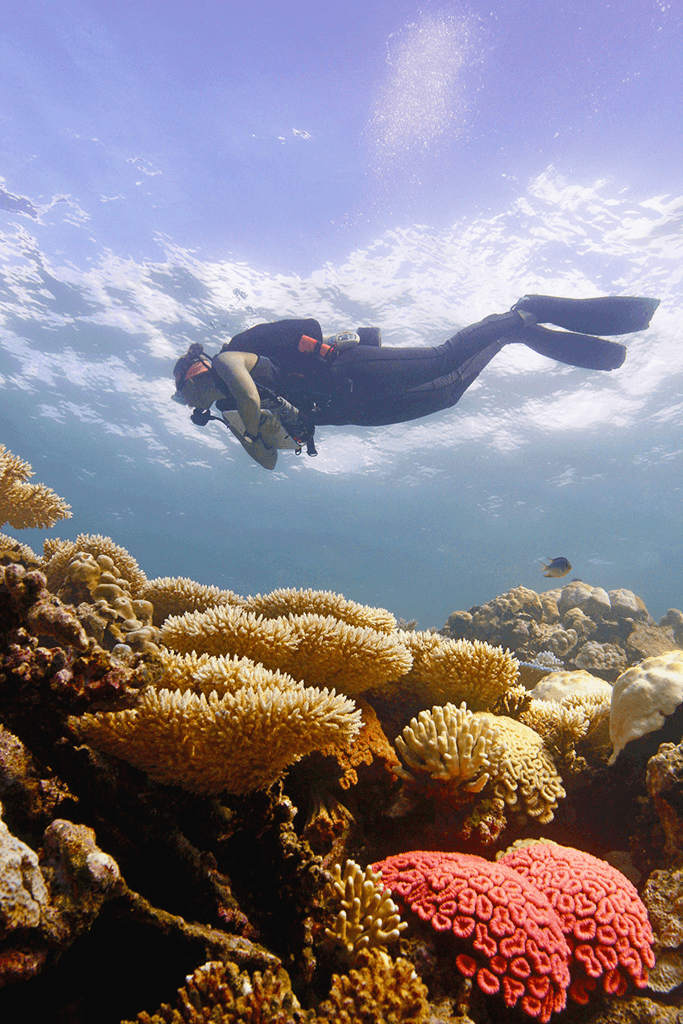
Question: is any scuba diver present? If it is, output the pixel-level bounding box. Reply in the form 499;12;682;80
172;294;660;470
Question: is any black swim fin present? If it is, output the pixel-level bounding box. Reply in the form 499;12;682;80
519;324;626;370
512;295;660;336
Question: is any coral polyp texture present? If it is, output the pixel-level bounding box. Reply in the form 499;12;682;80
0;444;71;530
313;947;431;1024
394;701;503;793
324;859;407;954
372;849;571;1023
72;683;362;795
498;842;655;1004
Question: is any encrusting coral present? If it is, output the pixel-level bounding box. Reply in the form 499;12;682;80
394;702;503;794
323;859;407;955
0;444;71;530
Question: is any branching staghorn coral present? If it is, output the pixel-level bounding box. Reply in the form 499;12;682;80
324;859;407;954
138;576;247;627
396;632;519;711
245;587;397;633
160;606;413;695
71;683;363;795
394;701;503;794
0;444;71;530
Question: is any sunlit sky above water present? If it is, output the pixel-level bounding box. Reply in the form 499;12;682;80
1;1;681;627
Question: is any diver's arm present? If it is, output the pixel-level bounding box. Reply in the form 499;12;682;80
212;350;262;437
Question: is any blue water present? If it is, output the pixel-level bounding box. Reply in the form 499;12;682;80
1;2;681;628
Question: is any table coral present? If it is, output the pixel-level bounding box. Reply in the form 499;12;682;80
394;702;503;794
160;606;413;695
245;587;398;634
0;444;71;530
397;633;519;712
372;849;570;1023
72;683;362;795
609;651;683;764
498;842;655;1004
324;859;407;954
138;576;246;626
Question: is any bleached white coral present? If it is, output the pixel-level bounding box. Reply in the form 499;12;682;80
395;701;502;793
324;860;407;954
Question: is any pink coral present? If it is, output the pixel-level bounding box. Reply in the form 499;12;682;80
372;850;570;1023
498;842;655;1004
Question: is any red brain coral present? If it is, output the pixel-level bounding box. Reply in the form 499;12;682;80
372;850;570;1023
498;842;655;1005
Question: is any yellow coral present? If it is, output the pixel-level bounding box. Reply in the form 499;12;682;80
124;960;304;1024
397;633;519;712
313;948;430;1024
72;683;362;795
0;532;40;566
158;650;306;698
395;702;503;793
520;690;612;769
0;444;71;530
324;859;407;954
160;607;412;695
42;534;147;597
138;576;247;627
476;713;566;824
245;587;397;633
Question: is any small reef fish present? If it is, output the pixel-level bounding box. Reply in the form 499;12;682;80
540;556;572;578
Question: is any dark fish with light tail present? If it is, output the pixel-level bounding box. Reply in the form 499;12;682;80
540;556;572;578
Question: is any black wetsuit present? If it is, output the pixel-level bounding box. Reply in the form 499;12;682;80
224;313;534;427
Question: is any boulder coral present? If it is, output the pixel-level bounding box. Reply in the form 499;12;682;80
498;842;655;1004
372;849;571;1023
443;583;682;684
609;651;683;764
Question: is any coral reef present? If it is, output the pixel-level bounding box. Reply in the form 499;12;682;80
1;499;680;1023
